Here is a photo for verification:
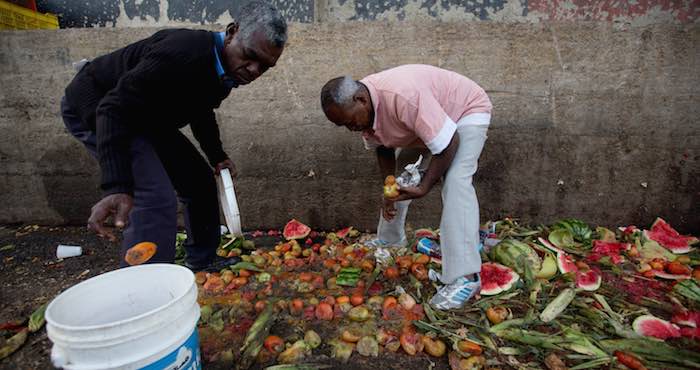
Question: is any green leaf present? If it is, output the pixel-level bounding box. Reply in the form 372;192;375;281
28;303;47;333
0;244;14;252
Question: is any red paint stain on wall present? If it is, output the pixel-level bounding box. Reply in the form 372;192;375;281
528;0;700;23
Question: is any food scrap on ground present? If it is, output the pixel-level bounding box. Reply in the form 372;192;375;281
184;217;700;369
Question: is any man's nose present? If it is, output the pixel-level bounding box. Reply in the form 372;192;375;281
247;63;261;79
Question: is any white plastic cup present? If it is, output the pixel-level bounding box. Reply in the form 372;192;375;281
56;245;82;259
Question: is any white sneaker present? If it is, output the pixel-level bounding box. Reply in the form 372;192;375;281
430;274;481;310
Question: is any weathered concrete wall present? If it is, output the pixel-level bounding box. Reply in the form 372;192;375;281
37;0;700;28
1;21;698;232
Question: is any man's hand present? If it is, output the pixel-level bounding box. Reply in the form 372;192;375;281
382;196;398;220
393;185;428;202
87;193;133;242
215;158;237;177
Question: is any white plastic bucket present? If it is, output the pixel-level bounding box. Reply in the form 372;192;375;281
45;264;201;370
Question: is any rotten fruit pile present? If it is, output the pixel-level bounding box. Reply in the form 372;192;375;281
191;218;699;369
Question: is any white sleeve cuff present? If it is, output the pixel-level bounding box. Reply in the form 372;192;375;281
426;116;457;154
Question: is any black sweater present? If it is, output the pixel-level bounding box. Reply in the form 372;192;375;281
65;29;231;195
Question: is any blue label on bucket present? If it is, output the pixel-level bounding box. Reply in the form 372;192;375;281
140;329;201;370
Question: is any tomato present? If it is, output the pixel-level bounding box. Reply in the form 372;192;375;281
350;293;364;306
410;263;428;280
384;266;399;279
264;335;284;353
315;302;334;321
289;299;304;316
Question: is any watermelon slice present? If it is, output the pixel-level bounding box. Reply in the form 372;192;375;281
283;219;311;240
643;218;697;254
335;227;358;239
538;237;578;274
575;270;602;291
557;251;578;274
672;311;699;328
587;240;629;265
680;327;700;338
653;271;691;280
632;315;681;340
480;262;519;296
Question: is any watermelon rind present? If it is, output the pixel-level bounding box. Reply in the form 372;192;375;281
575;270;601;291
283;219;311;240
632;314;681;340
480;262;520;296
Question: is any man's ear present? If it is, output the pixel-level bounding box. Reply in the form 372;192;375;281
225;22;239;37
354;93;368;105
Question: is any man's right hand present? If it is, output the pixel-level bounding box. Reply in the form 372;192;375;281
382;196;397;221
87;193;133;242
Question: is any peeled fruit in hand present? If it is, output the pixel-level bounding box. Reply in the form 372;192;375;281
486;306;510;325
383;176;400;199
421;336;446;357
124;241;157;266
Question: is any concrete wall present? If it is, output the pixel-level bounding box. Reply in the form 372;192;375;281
37;0;700;27
1;21;698;233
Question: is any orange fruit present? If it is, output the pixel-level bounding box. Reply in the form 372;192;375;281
124;241;157;266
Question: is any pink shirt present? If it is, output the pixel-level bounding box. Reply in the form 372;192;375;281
360;64;492;154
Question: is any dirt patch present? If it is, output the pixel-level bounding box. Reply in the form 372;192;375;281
0;225;119;370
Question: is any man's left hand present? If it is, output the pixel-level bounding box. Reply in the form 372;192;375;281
393;185;428;202
215;158;237;178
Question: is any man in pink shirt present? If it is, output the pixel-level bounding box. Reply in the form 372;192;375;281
320;64;492;309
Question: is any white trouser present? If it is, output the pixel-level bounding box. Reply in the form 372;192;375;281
376;113;490;283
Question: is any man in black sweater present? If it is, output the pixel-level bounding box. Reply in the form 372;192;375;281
61;1;286;270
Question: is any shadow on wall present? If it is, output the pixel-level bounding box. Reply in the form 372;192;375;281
37;139;101;224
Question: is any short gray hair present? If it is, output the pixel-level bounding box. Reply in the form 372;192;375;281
237;1;287;48
320;76;360;112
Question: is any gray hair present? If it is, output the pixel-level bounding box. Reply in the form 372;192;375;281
320;76;360;112
237;1;287;48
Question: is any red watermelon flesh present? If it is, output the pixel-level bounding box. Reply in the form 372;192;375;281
557;251;578;274
672;311;700;328
336;227;352;238
576;269;602;291
644;218;697;254
680;327;700;338
632;315;681;340
587;240;628;265
480;262;519;296
283;219;311;240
